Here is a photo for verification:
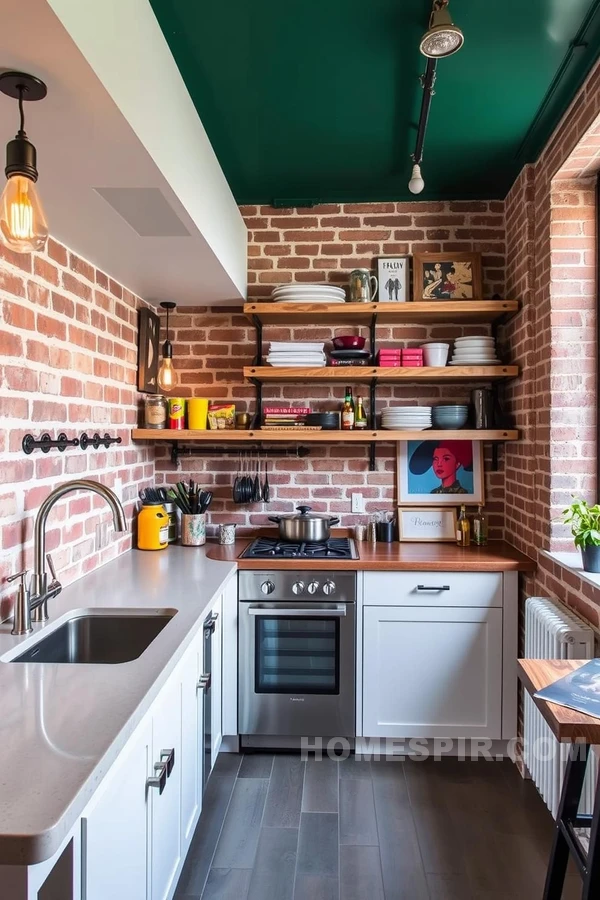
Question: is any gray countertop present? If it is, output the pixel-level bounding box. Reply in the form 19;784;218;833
0;546;236;866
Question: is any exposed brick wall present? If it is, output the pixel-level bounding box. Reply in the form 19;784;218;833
502;57;600;630
0;239;154;621
155;201;507;533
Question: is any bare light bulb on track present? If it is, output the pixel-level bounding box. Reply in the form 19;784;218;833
408;164;425;195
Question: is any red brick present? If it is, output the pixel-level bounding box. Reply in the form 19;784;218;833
47;238;68;265
69;253;95;282
33;257;59;285
38;314;67;341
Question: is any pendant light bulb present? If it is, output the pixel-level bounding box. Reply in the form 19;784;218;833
0;72;49;254
157;355;179;391
408;163;425;195
157;301;179;392
420;0;464;58
0;173;48;252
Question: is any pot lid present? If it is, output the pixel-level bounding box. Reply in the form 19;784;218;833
277;505;335;522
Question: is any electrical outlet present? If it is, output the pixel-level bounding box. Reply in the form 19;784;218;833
351;492;365;513
113;477;123;501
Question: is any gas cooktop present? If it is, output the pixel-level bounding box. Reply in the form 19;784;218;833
241;537;358;560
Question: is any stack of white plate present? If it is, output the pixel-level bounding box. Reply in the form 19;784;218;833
381;406;432;431
266;341;326;367
449;335;500;365
272;284;346;304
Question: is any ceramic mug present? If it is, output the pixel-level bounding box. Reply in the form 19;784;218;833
181;513;206;546
219;523;237;545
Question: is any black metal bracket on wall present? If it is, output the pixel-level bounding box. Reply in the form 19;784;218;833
169;443;311;466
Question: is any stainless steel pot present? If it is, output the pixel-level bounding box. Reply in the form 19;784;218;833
268;505;340;543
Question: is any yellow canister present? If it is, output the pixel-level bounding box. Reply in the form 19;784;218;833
187;397;209;430
137;503;169;551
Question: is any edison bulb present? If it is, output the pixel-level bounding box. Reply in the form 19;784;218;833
0;174;48;252
158;357;179;391
408;164;425;195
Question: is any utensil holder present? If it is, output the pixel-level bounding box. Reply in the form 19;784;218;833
376;521;395;543
219;523;237;545
181;514;206;546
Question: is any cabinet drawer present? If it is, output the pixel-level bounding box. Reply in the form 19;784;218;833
364;571;502;607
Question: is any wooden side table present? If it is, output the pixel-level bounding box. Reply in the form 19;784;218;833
518;659;600;900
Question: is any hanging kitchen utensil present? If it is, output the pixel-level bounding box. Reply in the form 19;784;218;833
252;452;262;503
263;457;270;503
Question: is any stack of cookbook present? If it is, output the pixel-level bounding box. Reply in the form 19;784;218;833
261;406;312;430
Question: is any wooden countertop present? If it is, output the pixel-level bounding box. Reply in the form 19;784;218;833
518;660;600;744
206;539;535;572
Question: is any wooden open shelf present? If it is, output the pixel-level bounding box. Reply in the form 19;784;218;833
132;428;519;444
244;300;519;326
244;365;519;383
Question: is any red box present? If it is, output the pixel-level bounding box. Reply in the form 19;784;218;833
378;359;402;367
401;357;424;367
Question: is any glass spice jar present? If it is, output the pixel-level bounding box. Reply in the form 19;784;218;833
144;395;167;429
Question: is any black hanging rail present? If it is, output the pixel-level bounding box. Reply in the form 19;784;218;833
168;443;310;466
412;58;437;167
22;432;122;455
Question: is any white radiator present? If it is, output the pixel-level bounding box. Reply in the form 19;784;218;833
524;596;596;818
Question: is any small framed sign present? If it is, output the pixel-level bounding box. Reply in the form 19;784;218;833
377;256;409;302
398;507;458;542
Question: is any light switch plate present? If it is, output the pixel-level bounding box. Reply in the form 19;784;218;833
351;492;365;513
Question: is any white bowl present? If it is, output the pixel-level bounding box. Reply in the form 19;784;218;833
423;346;449;367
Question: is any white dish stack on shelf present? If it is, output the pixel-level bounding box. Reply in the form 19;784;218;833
271;284;346;304
381;406;432;431
449;335;500;365
266;341;327;367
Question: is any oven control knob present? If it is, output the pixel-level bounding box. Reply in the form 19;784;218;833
323;580;336;596
307;581;320;595
292;581;305;595
260;580;275;595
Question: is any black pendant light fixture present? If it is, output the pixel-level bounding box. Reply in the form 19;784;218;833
0;71;49;253
157;302;179;391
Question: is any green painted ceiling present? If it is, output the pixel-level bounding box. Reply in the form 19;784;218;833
150;0;600;204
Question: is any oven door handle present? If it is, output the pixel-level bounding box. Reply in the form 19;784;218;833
247;605;347;617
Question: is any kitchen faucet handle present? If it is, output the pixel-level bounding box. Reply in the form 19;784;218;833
7;569;28;585
46;553;58;582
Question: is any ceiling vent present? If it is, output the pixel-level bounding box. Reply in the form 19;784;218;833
93;187;190;237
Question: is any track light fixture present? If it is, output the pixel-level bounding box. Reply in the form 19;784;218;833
420;0;464;59
0;71;48;253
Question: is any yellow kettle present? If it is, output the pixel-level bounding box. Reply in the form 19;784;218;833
137;503;169;551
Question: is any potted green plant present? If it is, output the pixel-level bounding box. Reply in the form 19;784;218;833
562;499;600;573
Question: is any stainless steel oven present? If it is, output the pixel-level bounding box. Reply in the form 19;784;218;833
238;570;356;744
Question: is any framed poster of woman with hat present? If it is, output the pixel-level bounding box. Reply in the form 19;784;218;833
397;439;484;506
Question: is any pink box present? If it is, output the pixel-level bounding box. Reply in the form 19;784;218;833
401;358;424;367
378;359;402;367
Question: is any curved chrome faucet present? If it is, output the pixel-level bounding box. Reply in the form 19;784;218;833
30;479;127;623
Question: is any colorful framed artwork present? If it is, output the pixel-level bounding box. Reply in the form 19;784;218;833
398;506;458;542
397;439;484;506
413;251;482;301
137;307;160;394
377;256;409;302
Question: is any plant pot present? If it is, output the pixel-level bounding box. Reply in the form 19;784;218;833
581;543;600;573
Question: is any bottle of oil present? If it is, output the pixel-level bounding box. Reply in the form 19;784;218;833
473;506;488;546
341;386;355;430
355;395;367;429
456;505;470;547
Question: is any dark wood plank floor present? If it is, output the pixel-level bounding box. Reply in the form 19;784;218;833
174;754;582;900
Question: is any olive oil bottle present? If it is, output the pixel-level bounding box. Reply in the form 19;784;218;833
456;504;471;547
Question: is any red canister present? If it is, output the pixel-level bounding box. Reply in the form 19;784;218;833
168;397;186;429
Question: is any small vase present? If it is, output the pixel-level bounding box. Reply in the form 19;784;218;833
581;543;600;573
181;514;206;547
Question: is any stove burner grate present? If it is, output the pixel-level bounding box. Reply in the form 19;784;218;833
242;537;356;560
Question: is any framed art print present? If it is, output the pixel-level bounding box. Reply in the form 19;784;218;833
377;256;409;302
397;439;484;506
137;307;160;394
413;251;482;302
398;507;458;542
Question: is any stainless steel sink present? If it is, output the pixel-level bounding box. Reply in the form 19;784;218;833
11;611;176;664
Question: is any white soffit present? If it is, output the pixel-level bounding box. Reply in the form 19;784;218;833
0;0;247;306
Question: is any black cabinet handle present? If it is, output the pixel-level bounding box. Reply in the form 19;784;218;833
416;584;450;591
160;748;175;777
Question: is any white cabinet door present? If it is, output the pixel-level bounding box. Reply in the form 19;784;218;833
82;717;151;900
221;575;238;736
149;674;182;900
363;606;503;739
180;633;204;850
210;593;223;766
